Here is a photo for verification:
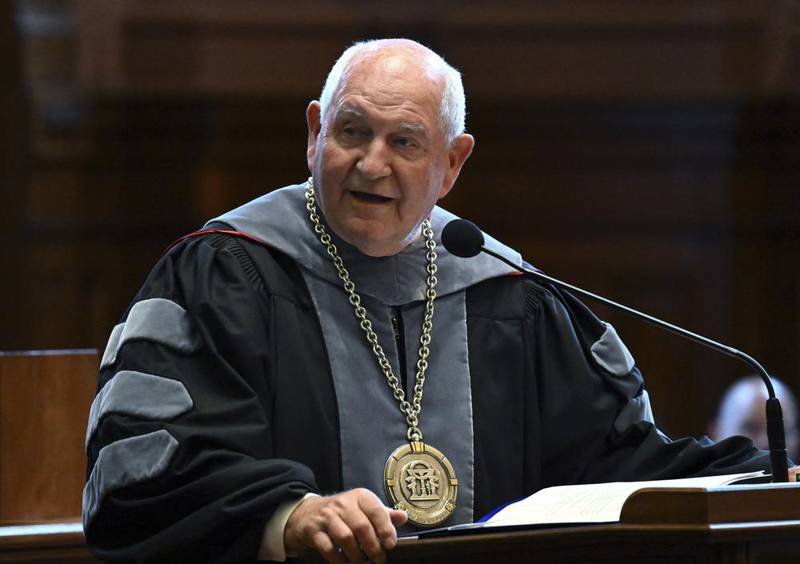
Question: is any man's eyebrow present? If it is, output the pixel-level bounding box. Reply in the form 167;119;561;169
334;105;365;120
397;122;428;135
333;104;429;135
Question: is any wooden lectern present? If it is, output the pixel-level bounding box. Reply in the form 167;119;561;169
4;485;799;562
354;484;800;564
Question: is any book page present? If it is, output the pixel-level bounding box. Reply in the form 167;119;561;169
485;471;767;527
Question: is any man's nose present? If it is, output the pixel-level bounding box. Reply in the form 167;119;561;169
356;139;392;179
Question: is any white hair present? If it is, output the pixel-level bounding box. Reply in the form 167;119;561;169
318;39;467;145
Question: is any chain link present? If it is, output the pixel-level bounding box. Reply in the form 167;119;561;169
305;178;437;441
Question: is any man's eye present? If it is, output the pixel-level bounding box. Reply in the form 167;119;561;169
394;137;418;149
340;126;371;142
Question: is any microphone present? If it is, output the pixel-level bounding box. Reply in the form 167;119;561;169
441;218;790;482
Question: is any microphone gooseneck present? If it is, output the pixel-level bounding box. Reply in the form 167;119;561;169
441;218;790;482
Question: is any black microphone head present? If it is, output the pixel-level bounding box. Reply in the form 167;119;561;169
441;219;485;258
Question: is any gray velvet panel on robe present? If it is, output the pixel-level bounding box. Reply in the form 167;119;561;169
82;430;179;528
100;298;202;369
302;270;475;528
86;370;194;447
591;322;635;377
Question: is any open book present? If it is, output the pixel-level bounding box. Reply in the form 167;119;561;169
481;470;769;528
410;470;770;538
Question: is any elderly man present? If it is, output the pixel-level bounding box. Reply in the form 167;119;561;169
84;39;788;563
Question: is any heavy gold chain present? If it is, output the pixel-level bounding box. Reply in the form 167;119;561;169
304;178;438;441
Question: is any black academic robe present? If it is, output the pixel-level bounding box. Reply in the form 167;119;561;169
84;231;767;563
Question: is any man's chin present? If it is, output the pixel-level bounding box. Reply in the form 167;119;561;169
326;218;401;257
352;239;404;258
338;229;405;257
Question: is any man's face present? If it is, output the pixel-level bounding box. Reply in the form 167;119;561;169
306;52;473;257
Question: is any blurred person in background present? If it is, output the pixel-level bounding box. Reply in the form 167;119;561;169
709;375;799;462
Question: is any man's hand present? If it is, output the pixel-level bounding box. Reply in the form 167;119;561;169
789;466;800;482
284;488;408;564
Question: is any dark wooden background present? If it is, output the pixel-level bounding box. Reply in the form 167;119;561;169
2;0;799;440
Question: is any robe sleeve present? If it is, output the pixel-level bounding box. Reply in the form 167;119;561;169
525;280;771;488
83;235;318;563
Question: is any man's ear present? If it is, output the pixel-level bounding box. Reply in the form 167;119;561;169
438;133;475;199
306;101;322;171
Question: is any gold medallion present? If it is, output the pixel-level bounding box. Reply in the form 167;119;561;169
384;441;458;527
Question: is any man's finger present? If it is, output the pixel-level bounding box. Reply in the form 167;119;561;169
390;508;409;526
349;512;385;561
327;514;367;563
359;499;400;552
308;531;346;564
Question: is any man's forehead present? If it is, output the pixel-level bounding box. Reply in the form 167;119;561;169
353;45;440;79
337;51;443;102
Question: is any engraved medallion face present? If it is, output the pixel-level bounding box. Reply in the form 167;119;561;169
384;441;458;527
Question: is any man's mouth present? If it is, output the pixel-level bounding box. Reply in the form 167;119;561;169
350;191;394;204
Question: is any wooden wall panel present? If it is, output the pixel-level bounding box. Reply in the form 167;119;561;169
73;0;800;100
0;0;31;357
4;0;800;442
0;351;98;524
